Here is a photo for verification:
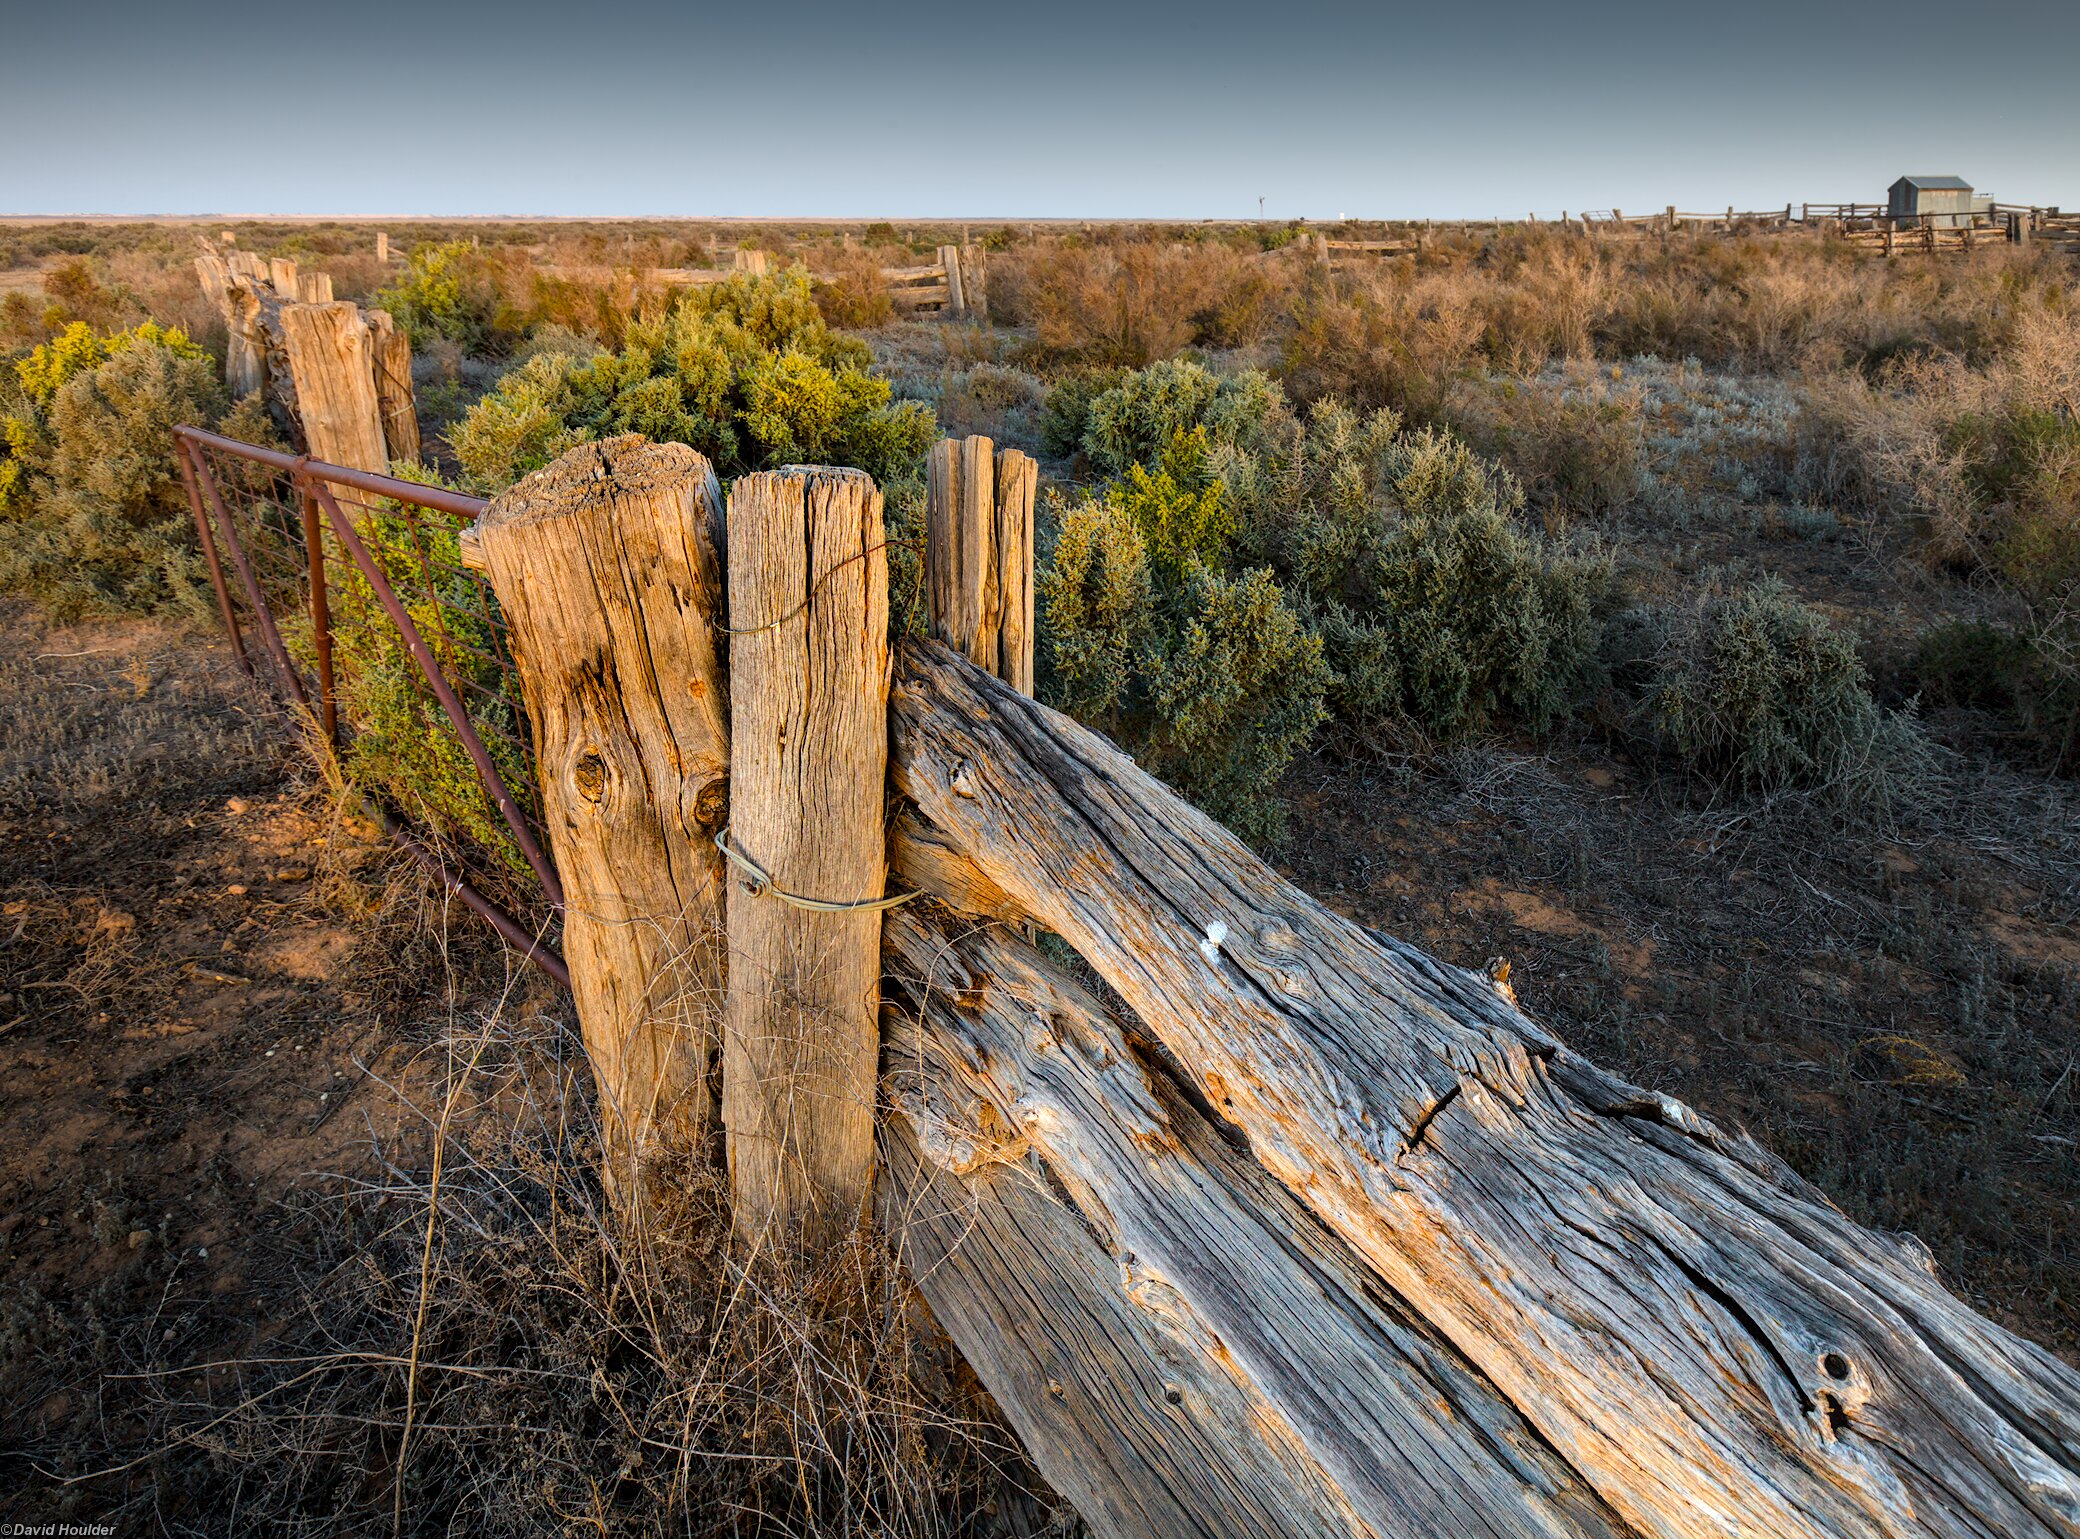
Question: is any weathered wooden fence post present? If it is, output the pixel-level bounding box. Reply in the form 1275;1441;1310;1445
936;244;966;317
225;283;268;402
193;251;230;315
958;243;989;321
722;466;891;1248
278;302;388;474
268;257;299;298
925;435;1038;691
364;309;421;466
294;271;334;304
473;436;732;1210
375;230;390;265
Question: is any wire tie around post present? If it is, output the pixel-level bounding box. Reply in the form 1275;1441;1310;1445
714;828;920;914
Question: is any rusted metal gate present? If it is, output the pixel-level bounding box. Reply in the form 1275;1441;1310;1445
173;425;566;984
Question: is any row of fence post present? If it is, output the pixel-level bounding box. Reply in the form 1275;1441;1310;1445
193;249;418;474
447;430;1034;1244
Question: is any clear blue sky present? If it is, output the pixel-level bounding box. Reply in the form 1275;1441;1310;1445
3;0;2074;218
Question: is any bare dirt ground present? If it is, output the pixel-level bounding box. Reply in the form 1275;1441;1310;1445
1279;726;2080;1358
0;599;500;1524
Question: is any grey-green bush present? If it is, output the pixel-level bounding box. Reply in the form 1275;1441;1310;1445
1038;491;1326;842
1615;580;1936;814
1076;360;1283;476
448;270;936;493
1;333;228;619
1332;498;1609;738
1219;404;1607;740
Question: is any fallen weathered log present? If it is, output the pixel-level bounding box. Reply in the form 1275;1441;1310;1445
881;906;1633;1539
887;640;2080;1539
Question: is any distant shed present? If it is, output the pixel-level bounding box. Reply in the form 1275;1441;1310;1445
1889;175;1975;228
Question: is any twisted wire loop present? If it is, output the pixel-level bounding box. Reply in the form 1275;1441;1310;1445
714;828;921;914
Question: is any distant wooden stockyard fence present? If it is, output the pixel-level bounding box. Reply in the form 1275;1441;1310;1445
1311;203;2078;262
176;389;2080;1535
542;241;990;316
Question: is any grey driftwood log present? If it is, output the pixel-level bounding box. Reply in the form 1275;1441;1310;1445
885;640;2080;1539
882;907;1632;1539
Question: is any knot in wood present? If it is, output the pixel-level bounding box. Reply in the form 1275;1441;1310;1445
692;776;729;830
572;749;609;805
949;758;981;799
1813;1348;1870;1433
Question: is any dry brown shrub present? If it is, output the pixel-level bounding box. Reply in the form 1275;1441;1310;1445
815;247;897;330
993;240;1296;366
1280;270;1484;420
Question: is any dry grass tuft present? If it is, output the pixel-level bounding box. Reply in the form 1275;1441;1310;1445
15;974;1049;1535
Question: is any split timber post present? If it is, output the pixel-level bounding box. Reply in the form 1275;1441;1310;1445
958;243;989;321
936;244;966;317
193;251;230;319
375;230;390;264
363;309;421;465
294;271;334;304
472;436;732;1211
924;435;1038;692
277;302;389;475
224;283;268;401
269;257;299;297
721;467;892;1249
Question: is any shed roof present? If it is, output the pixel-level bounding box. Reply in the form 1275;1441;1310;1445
1894;175;1972;191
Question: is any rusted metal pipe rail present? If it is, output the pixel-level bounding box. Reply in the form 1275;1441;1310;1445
172;424;565;985
307;479;565;910
174;426;490;520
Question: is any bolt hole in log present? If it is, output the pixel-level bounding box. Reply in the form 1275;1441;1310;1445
884;643;2080;1539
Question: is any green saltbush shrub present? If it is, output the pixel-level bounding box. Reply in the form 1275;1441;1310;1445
1076;359;1281;476
1037;366;1124;459
1326;497;1608;738
373;240;519;355
1914;617;2080;772
450;270;935;493
1040;490;1327;842
1216;400;1608;740
1912;619;2034;715
1039;361;1611;830
0;321;231;619
1614;580;1935;812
